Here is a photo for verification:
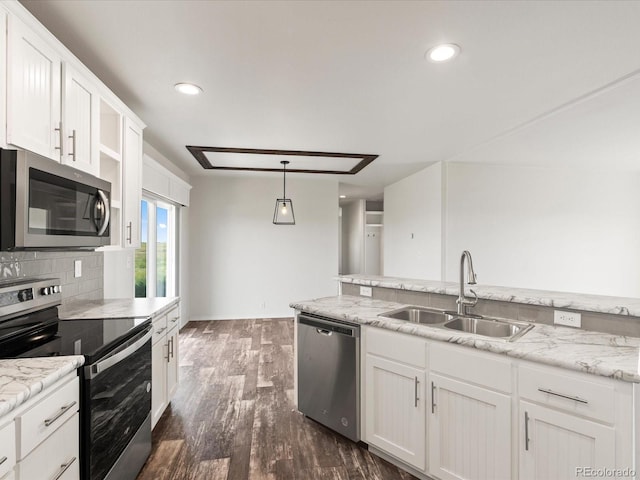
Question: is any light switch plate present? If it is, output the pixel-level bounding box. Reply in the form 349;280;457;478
74;260;82;278
554;310;581;328
360;286;372;297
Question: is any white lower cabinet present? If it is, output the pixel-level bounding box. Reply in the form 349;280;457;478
365;354;426;470
363;326;427;471
428;343;512;480
15;413;79;480
357;325;635;480
151;303;180;428
519;401;615;480
2;373;80;480
429;373;511;480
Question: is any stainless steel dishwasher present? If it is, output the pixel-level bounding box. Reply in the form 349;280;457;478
297;312;360;442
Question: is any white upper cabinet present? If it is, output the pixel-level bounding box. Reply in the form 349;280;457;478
62;63;99;176
123;116;143;248
6;13;62;160
0;7;7;148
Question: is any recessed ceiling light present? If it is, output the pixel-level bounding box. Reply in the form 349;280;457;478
426;43;460;63
339;195;347;199
174;83;203;95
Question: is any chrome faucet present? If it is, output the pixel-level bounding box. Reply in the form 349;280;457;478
457;250;478;315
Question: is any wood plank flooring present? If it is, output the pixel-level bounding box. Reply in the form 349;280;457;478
136;318;418;480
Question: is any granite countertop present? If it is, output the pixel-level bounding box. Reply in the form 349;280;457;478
0;356;85;419
290;295;640;383
58;297;179;320
338;274;640;317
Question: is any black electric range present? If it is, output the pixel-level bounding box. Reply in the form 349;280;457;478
0;278;152;480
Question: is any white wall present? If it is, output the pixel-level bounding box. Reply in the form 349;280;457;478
384;162;443;280
341;200;365;275
445;163;640;297
383;161;640;297
188;174;339;320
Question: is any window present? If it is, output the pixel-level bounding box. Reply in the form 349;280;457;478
135;195;177;298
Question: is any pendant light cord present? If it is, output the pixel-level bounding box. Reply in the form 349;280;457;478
282;161;287;199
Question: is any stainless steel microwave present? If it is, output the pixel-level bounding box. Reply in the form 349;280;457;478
0;149;111;250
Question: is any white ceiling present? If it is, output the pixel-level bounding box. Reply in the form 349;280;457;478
20;0;640;199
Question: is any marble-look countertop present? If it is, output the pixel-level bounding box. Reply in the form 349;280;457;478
290;295;640;383
0;356;85;419
338;274;640;317
58;297;179;320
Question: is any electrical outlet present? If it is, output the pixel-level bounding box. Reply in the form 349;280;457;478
554;310;581;328
360;286;372;297
74;260;82;278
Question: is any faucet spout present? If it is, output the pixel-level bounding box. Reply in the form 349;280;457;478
457;250;478;315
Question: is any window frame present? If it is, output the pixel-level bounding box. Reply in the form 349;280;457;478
136;192;179;298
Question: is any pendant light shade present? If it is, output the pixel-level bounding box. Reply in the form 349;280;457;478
273;161;295;225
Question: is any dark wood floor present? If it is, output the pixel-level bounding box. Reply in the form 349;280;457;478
136;318;417;480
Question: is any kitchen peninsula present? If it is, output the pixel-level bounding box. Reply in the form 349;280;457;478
291;275;640;480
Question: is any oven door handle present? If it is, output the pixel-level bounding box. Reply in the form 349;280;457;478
85;326;152;380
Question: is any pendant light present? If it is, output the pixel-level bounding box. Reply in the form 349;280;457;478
273;160;295;225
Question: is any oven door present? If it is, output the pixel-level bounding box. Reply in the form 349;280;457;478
15;150;111;249
83;326;152;480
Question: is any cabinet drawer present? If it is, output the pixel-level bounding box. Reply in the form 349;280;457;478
16;413;79;480
0;421;15;478
519;364;615;424
366;327;426;368
430;342;512;393
166;305;180;329
16;376;79;460
152;314;168;345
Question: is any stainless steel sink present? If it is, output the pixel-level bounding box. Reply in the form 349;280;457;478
379;306;533;341
379;306;453;325
444;316;533;340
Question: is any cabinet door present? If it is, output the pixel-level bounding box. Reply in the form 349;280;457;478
151;337;168;429
520;401;616;480
62;64;99;175
167;325;179;401
122;117;143;248
7;14;62;160
365;354;426;471
429;373;511;480
0;8;7;148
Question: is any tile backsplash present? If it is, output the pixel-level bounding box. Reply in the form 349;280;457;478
0;251;103;302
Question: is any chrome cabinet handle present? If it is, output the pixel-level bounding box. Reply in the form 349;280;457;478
166;337;174;362
51;456;76;480
431;381;437;414
0;456;7;466
44;401;77;427
414;377;419;407
170;316;180;324
538;388;588;404
524;411;530;451
55;122;64;156
68;129;76;161
126;221;132;244
156;326;167;335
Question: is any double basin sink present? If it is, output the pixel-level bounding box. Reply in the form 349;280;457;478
379;306;533;341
